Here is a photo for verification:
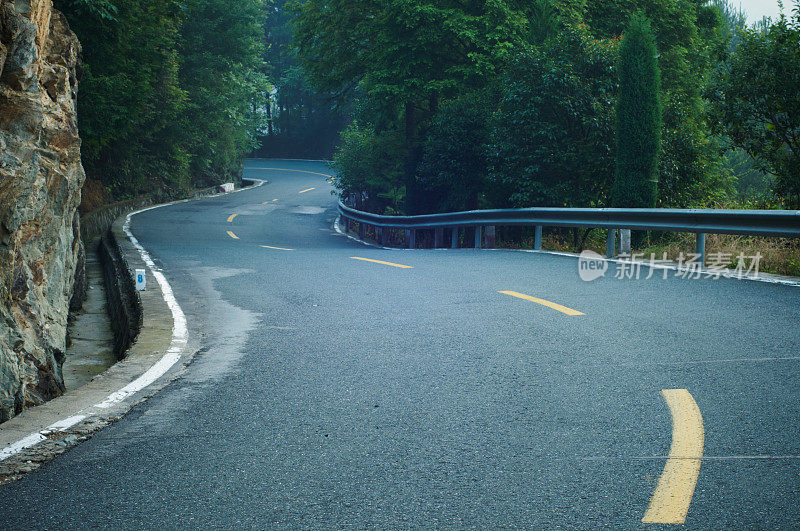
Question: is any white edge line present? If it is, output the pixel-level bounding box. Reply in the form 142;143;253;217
1;179;266;461
0;196;203;462
333;216;393;250
96;208;188;411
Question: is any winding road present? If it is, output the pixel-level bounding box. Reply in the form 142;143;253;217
1;160;799;528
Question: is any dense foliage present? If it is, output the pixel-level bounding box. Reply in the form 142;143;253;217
254;0;348;159
290;0;779;215
56;0;268;199
56;0;800;214
291;0;527;213
417;91;493;212
711;6;800;208
488;24;618;208
611;15;661;208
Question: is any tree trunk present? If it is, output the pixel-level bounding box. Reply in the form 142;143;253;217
266;93;274;137
405;100;416;143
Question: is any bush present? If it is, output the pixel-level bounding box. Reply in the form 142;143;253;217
333;124;409;214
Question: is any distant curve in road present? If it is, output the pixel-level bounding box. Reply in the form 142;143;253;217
1;159;798;528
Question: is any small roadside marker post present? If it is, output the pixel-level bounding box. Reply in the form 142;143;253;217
135;269;146;291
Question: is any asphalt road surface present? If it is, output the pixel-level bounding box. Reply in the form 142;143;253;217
2;160;799;528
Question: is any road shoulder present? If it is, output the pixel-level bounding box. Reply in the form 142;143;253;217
0;182;266;483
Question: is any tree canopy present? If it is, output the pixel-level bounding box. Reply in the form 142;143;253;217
54;0;800;216
55;0;268;199
711;8;800;207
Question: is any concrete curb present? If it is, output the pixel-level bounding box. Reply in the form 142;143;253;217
0;179;265;483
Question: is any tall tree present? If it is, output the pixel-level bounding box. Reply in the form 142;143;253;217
292;0;525;140
585;0;727;207
256;0;350;159
711;5;800;207
291;0;526;212
488;24;618;208
179;0;268;186
57;0;190;198
56;0;269;199
611;15;662;208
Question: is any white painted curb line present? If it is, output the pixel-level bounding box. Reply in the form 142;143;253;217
0;179;266;463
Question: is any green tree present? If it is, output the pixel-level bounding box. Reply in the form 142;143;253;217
292;0;525;137
292;0;526;212
56;0;190;198
257;0;348;158
333;123;409;214
711;6;800;207
488;25;618;208
611;15;662;208
585;0;728;207
179;0;269;187
417;91;493;212
56;0;269;199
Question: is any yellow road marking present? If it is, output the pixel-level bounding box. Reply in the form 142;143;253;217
498;291;585;316
226;231;239;240
643;389;705;525
350;257;413;269
260;245;294;251
227;213;238;223
261;199;279;205
249;167;333;178
299;187;316;194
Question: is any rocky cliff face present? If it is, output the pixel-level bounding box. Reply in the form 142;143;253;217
0;0;84;422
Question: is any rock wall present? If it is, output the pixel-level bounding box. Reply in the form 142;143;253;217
0;0;84;422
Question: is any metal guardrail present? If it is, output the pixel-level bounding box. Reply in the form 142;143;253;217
338;201;800;263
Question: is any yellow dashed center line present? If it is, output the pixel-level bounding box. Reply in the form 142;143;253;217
227;213;238;223
642;389;704;525
260;245;294;251
299;187;316;194
498;291;585;316
350;257;413;269
226;231;239;240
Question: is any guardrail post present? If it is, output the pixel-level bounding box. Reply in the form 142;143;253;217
485;226;495;249
534;226;542;250
408;229;416;249
358;222;366;240
606;229;616;258
380;227;388;247
620;229;631;255
451;228;458;249
695;233;706;266
474;226;482;249
434;227;444;248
